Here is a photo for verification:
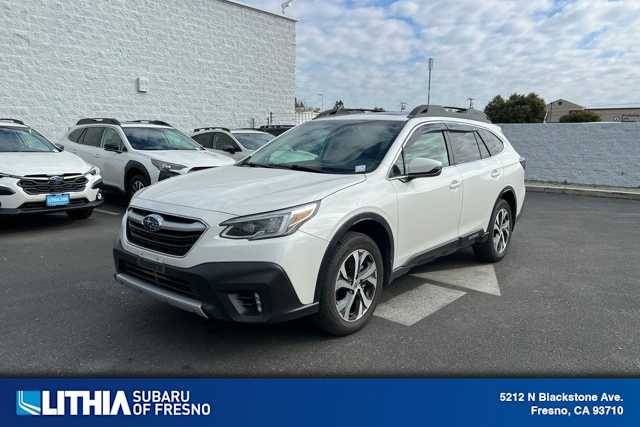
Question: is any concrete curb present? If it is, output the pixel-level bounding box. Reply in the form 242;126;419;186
526;182;640;201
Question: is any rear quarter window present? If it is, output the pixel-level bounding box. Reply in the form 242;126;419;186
478;129;504;156
68;128;85;142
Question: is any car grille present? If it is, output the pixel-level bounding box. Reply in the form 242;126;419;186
18;174;88;195
119;260;197;298
18;198;89;211
126;208;206;256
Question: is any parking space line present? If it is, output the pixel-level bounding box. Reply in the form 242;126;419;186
95;208;122;216
375;283;466;326
412;264;501;296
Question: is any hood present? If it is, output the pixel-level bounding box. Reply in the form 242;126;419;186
136;165;365;215
0;151;91;176
146;150;235;168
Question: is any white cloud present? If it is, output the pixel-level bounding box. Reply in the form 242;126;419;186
243;0;640;110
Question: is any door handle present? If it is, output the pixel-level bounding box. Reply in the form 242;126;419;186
490;169;500;178
449;180;461;190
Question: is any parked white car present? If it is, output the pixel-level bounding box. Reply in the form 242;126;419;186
192;127;273;160
60;119;235;197
113;105;526;335
0;118;103;219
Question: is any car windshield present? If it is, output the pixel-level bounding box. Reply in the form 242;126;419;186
233;132;273;150
243;120;405;174
0;127;59;153
123;127;201;151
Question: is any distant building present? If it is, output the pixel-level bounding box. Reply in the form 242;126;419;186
546;99;640;122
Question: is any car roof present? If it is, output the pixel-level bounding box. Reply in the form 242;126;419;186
0;119;28;128
231;129;271;134
312;112;502;133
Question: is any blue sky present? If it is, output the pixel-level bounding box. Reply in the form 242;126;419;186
244;0;640;110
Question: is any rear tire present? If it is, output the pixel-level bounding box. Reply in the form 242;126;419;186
66;208;94;220
473;199;513;262
313;232;384;336
127;173;149;199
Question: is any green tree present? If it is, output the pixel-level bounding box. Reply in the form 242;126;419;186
559;110;601;123
484;93;546;123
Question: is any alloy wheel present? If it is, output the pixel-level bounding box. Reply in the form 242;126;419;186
493;207;511;254
335;249;378;322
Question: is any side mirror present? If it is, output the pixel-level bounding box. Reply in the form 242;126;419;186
406;158;443;179
104;143;122;153
54;143;65;151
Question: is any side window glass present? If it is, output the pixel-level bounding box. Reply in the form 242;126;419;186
390;129;449;177
448;131;482;164
101;128;124;150
478;129;504;155
68;128;85;142
474;132;490;158
81;127;104;147
213;133;239;152
404;130;449;166
193;133;212;148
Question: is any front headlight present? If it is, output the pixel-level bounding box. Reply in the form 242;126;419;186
220;202;319;240
151;159;186;172
86;166;100;176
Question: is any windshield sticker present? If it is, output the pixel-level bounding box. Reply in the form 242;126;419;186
355;165;366;173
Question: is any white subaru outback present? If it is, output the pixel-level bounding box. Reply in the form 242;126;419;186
0;118;103;219
113;105;526;335
61;119;235;198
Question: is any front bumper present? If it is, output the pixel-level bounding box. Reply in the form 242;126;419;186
113;239;318;323
0;198;103;215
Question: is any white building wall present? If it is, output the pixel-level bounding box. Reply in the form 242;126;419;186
0;0;295;139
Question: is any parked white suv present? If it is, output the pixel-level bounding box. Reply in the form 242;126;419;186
0;118;103;219
61;119;235;197
113;105;526;335
192;127;273;160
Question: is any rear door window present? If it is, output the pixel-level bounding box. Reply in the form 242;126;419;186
81;127;104;147
474;132;490;158
448;131;482;164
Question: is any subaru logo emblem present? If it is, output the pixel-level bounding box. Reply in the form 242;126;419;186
49;176;64;185
142;214;163;232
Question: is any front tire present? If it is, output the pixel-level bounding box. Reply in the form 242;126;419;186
473;199;513;262
66;208;94;220
127;173;150;199
313;232;384;336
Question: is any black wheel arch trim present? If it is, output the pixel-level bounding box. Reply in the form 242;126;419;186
125;161;151;187
313;212;395;303
497;185;518;227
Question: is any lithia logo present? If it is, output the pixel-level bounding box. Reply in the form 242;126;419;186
16;390;212;416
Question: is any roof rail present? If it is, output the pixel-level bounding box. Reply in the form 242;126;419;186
0;118;25;125
315;106;385;119
127;120;172;127
407;105;490;123
193;126;230;133
76;118;121;126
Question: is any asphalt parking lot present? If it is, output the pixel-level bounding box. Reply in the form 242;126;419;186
1;191;639;376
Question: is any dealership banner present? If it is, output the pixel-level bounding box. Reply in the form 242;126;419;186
1;378;637;426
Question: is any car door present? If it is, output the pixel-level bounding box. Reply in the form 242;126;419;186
100;127;129;189
212;132;243;159
445;124;499;237
390;123;463;264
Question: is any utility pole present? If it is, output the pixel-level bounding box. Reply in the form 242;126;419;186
427;57;434;106
467;97;475;109
317;93;325;111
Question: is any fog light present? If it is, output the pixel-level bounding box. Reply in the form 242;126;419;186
97;190;103;201
228;291;264;316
